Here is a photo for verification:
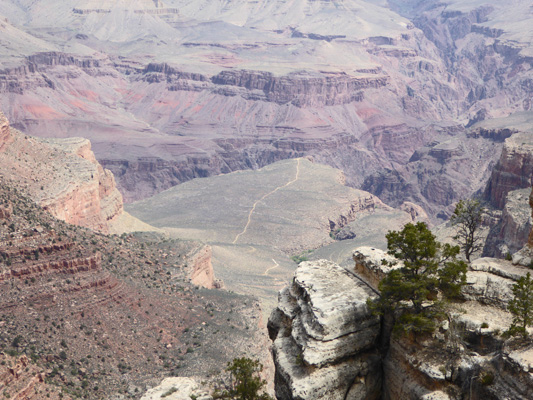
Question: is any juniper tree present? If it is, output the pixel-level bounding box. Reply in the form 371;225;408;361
214;357;273;400
368;222;467;337
507;272;533;337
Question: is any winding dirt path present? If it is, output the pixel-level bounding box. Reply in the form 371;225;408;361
233;158;301;244
263;259;280;276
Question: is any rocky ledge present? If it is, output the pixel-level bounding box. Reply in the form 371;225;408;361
270;249;533;399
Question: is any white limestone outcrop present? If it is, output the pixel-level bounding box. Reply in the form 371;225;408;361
268;260;381;400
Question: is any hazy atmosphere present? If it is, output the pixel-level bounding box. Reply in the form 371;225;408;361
1;0;533;399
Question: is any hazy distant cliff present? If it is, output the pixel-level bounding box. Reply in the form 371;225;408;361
0;112;123;233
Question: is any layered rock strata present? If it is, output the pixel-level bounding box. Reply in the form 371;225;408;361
187;244;222;289
0;112;123;233
482;132;533;257
270;248;533;399
485;132;533;210
268;260;381;400
0;182;269;399
0;354;69;400
483;188;532;258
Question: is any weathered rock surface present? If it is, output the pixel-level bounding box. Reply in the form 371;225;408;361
187;245;222;289
0;112;124;233
140;377;212;400
0;354;70;400
485;132;533;210
483;188;532;258
268;260;381;400
271;248;533;399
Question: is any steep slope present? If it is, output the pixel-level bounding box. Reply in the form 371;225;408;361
0;179;270;399
0;111;123;234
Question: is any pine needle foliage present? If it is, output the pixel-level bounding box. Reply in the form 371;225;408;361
368;222;468;337
507;272;533;337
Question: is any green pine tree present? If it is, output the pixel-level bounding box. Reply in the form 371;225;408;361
368;222;467;337
507;272;533;337
214;357;273;400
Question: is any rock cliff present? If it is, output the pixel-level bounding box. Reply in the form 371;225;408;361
0;112;123;233
268;260;381;400
482;132;533;257
485;132;533;210
270;247;533;399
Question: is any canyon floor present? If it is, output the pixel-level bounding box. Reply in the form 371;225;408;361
127;157;416;314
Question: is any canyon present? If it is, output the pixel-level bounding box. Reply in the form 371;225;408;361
0;0;531;223
1;0;533;399
0;139;271;398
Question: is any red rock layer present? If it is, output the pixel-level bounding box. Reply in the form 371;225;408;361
0;114;124;234
0;355;70;400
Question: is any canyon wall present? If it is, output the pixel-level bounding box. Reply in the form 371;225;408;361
483;132;533;257
0;112;123;233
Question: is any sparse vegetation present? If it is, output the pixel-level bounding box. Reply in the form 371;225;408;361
213;357;273;400
161;387;178;397
450;199;485;262
368;222;468;337
506;272;533;337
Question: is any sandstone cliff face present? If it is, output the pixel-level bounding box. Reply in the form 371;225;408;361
0;112;12;151
270;248;533;399
485;133;533;210
0;113;123;233
186;245;222;289
481;132;533;257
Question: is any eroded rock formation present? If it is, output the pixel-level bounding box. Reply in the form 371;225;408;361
0;354;69;400
268;260;381;399
482;132;533;257
270;248;533;399
0;112;123;233
187;244;222;289
485;133;533;210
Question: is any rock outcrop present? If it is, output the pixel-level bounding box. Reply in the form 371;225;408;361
481;132;533;257
483;188;532;258
187;245;222;289
0;113;123;233
0;354;70;400
529;186;533;247
485;133;533;210
268;260;381;400
140;377;212;400
270;248;533;399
